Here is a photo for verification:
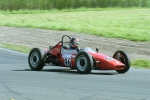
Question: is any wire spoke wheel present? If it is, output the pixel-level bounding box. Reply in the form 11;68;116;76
113;50;131;73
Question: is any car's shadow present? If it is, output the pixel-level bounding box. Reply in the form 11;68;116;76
12;68;118;75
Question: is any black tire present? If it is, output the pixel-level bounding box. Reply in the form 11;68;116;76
28;48;44;71
75;51;93;74
113;50;131;73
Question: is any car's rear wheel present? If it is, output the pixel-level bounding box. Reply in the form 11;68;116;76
28;48;44;71
75;51;93;74
113;50;131;73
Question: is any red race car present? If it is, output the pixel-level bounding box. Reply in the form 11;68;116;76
28;35;130;74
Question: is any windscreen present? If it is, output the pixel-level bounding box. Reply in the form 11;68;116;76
82;47;95;52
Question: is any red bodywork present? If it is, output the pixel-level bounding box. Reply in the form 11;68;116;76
88;51;125;70
48;41;125;71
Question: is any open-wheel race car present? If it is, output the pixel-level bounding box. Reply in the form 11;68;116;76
28;35;130;74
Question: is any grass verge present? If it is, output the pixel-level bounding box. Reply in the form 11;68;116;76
132;59;150;69
0;42;30;54
0;8;150;42
0;42;149;69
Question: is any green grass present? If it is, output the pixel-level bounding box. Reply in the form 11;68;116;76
0;8;150;42
132;59;150;69
0;7;136;14
0;42;31;54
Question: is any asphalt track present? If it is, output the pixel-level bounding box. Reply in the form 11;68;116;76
0;48;150;100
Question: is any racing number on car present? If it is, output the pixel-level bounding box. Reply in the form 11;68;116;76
64;58;71;66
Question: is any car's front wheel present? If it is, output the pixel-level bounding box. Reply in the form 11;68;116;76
113;50;131;73
28;48;44;71
75;51;93;74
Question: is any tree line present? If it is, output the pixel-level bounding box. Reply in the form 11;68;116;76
0;0;150;10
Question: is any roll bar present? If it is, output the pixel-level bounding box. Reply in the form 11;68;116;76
62;35;71;43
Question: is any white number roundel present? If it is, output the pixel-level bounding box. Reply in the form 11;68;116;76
64;58;71;66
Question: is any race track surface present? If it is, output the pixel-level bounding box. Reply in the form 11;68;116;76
0;48;150;100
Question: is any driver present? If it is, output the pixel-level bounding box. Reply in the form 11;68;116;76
69;38;79;50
